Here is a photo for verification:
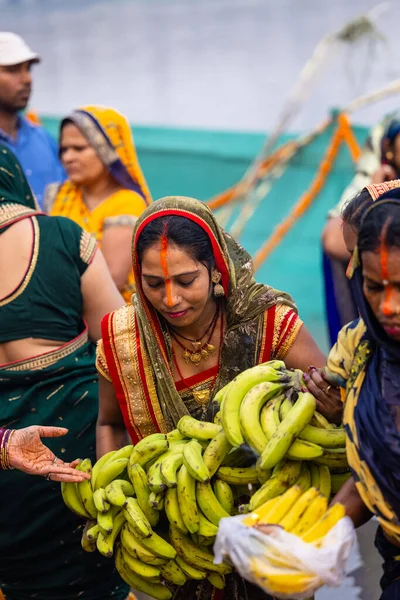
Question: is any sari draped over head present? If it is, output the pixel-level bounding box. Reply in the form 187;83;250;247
97;196;301;444
327;183;400;546
46;105;152;302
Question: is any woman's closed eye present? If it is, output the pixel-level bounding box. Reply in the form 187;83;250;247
147;277;196;289
366;282;384;292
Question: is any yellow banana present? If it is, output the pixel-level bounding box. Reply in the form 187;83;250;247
128;434;169;469
198;511;219;538
214;411;222;426
177;415;221;440
61;480;91;519
147;456;168;494
291;493;328;536
299;424;346;448
213;479;234;515
120;545;161;581
260;392;316;469
279;487;319;531
76;458;97;519
302;502;346;543
196;481;230;526
128;463;159;526
138;528;177;560
214;380;234;404
249;559;316;596
110;444;134;461
149;491;165;511
221;363;286;447
208;572;225;589
177;464;199;534
94;457;129;491
160;447;185;488
310;462;320;488
258;485;303;524
91;450;116;489
97;504;119;536
105;479;134;508
164;487;188;533
311;411;334;429
159;560;187;586
260;395;284;440
115;545;172;600
318;464;332;498
124;497;152;539
96;509;125;557
249;459;302;511
242;496;280;526
166;429;187;442
239;381;286;454
217;465;259;485
287;439;323;461
81;520;97;552
314;448;348;469
203;429;232;477
86;522;99;541
93;487;110;514
120;524;167;565
176;555;207;579
169;525;231;574
295;463;311;492
331;471;351;494
182;439;210;483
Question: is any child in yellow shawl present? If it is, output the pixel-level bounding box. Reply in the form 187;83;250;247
45;105;151;303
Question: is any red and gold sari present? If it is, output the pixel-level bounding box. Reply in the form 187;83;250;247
96;196;303;599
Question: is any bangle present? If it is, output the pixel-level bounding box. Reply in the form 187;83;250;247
0;428;16;470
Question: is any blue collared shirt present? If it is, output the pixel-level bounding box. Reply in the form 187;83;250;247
0;116;65;209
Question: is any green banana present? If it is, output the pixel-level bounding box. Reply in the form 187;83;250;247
213;479;234;515
159;560;187;586
280;399;345;448
137;528;177;560
318;464;332;498
177;415;221;441
96;509;125;557
91;450;116;489
81;520;97;552
177;464;199;534
93;487;110;514
105;479;134;507
260;395;284;440
166;429;187;442
120;545;161;581
203;429;232;477
331;471;351;494
314;448;348;469
287;439;323;460
164;487;189;533
147;456;168;493
213;411;222;426
87;522;99;541
110;444;134;461
208;572;225;589
169;525;231;574
97;504;119;536
295;463;311;492
94;457;129;491
128;463;159;526
124;497;152;539
217;465;259;485
221;362;286;447
176;555;207;579
76;459;97;518
310;462;320;488
256;462;272;484
198;511;219;538
61;480;91;519
259;392;316;469
128;434;168;470
249;459;302;510
214;380;234;404
160;447;184;488
149;491;165;511
198;534;216;547
120;525;166;565
115;545;172;600
196;481;230;526
311;411;335;429
239;381;285;454
182;439;210;483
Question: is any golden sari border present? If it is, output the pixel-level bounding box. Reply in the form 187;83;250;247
0;217;40;307
0;329;89;372
0;203;37;229
80;230;97;264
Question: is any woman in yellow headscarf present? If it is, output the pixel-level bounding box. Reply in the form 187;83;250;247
45;105;151;303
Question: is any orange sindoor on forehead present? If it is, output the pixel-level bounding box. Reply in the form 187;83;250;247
380;220;393;316
160;234;173;307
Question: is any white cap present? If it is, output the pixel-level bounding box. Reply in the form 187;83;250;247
0;32;40;66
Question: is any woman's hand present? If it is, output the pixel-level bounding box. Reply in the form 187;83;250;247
303;366;343;424
371;164;397;184
7;426;90;483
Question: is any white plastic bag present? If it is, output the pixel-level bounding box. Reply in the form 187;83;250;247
214;515;356;599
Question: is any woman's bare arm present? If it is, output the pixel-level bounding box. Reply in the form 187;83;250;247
101;226;134;291
96;375;130;459
331;476;373;528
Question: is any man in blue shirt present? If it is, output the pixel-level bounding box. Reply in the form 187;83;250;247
0;32;64;209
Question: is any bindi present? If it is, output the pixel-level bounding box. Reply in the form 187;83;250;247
160;234;173;307
379;219;393;316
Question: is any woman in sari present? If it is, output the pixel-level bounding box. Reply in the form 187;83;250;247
96;196;340;599
0;145;132;599
45;105;151;303
307;183;400;599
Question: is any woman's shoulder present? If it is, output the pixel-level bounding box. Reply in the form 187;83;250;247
101;304;137;339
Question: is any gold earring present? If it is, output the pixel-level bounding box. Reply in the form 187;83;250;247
387;151;394;161
212;271;224;297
